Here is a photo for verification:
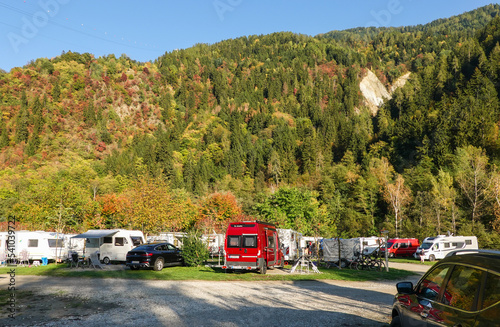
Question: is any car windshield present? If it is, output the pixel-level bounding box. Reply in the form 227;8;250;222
382;242;394;249
421;242;433;250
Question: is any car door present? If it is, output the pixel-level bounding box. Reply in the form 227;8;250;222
154;244;167;263
426;265;483;326
166;243;181;263
399;264;451;326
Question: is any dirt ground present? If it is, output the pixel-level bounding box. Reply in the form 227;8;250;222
0;263;428;327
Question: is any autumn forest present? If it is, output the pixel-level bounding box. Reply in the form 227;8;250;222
1;5;500;248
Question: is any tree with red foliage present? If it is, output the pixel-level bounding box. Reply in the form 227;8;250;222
197;192;242;233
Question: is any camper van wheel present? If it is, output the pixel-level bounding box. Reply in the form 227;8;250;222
153;258;164;271
260;262;267;275
429;255;436;262
102;257;110;265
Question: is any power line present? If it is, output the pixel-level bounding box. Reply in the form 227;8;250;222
0;2;159;52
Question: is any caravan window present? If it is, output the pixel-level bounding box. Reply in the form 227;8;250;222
130;236;143;246
466;239;472;245
115;237;126;246
48;239;64;248
28;239;38;247
444;243;451;248
103;237;113;244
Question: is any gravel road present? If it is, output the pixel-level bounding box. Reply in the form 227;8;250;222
0;263;429;327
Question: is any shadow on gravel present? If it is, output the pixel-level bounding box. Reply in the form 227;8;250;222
2;275;395;327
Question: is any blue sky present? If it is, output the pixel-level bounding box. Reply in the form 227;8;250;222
0;0;496;71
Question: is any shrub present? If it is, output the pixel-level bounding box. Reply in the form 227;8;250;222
182;230;209;267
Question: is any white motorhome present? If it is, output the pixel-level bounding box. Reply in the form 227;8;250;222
414;235;479;261
72;229;145;264
0;231;66;262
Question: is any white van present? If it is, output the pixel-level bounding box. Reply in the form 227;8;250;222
72;229;145;264
414;235;478;261
0;231;67;262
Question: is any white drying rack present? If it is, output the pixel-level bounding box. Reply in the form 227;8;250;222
290;255;321;274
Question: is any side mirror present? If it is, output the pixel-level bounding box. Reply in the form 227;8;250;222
396;282;414;294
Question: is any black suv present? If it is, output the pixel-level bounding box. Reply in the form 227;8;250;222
390;250;500;326
126;242;183;271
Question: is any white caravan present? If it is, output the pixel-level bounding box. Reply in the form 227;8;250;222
414;235;479;261
72;229;145;264
0;231;66;262
64;234;86;256
147;232;186;248
201;233;225;256
278;229;303;263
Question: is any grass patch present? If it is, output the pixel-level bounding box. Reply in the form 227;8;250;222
0;263;416;281
389;257;436;266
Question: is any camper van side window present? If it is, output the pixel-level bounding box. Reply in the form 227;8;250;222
444;243;450;248
228;236;240;248
243;236;257;248
268;236;275;248
400;243;408;248
103;237;113;244
28;239;38;247
466;240;472;245
115;237;125;246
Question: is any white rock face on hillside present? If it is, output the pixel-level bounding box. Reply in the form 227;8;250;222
360;70;410;116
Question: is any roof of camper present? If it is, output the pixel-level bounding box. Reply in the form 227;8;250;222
71;229;120;239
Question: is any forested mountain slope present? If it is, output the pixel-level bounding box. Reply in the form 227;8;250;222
1;5;499;248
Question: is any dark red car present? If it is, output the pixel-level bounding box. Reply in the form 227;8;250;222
390;250;500;326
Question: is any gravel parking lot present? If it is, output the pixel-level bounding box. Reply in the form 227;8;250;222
0;263;428;327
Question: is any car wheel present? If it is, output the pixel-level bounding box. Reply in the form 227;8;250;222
102;257;110;265
429;254;436;262
260;262;267;274
389;315;401;327
130;266;140;270
153;258;164;271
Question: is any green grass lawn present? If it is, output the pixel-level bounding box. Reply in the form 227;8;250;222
389;257;436;266
0;262;416;282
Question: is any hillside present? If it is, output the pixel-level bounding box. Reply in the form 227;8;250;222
1;5;500;248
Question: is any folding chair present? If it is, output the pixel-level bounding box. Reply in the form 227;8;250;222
89;251;105;269
18;249;30;266
68;252;80;268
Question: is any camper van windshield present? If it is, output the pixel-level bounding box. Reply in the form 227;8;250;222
386;242;394;249
421;242;433;250
48;239;64;248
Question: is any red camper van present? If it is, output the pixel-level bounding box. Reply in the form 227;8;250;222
380;238;419;257
223;221;284;274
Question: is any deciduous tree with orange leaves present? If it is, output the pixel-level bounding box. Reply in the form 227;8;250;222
197;192;243;233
